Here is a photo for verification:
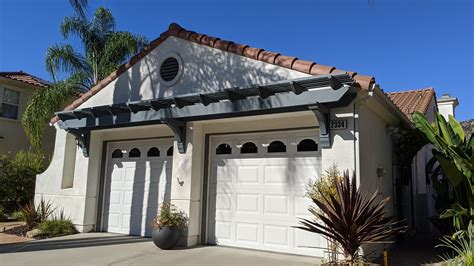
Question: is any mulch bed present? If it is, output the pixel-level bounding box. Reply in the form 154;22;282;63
3;224;31;237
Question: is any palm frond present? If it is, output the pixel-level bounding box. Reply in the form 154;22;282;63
22;77;82;149
91;7;116;37
45;44;87;82
98;31;148;79
69;0;88;18
61;15;89;40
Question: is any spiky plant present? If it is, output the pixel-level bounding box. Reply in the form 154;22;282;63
297;171;407;262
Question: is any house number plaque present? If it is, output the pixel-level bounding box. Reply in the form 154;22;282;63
329;120;347;130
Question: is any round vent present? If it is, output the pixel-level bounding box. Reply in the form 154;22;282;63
160;57;180;82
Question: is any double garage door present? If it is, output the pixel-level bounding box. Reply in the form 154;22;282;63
102;138;174;237
207;130;325;257
100;130;324;256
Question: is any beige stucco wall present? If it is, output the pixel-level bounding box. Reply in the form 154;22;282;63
0;78;55;157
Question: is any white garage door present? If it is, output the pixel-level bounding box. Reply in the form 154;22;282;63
207;130;325;257
102;138;174;237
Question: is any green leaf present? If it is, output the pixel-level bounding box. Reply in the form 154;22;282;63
436;112;455;146
434;151;464;187
448;115;465;144
413;112;441;147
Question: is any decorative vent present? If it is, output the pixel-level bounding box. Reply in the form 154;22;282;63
160;57;180;82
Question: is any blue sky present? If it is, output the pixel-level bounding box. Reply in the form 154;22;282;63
1;0;472;120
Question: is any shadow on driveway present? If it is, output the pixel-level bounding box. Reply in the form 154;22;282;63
0;234;151;254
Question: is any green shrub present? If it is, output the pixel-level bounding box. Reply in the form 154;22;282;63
39;219;76;238
0;206;5;220
0;151;47;212
11;210;24;221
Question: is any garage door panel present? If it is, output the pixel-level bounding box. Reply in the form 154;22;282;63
263;194;289;216
208;131;323;257
103;139;173;237
236;165;260;184
263;225;289;247
235;222;259;244
236;194;259;214
263;165;290;184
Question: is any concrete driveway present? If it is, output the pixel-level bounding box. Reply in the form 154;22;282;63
0;233;321;265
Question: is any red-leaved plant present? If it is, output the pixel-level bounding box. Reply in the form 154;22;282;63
297;171;407;262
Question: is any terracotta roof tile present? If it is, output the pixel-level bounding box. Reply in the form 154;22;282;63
0;71;50;88
387;88;435;120
292;60;314;74
275;55;298;69
51;22;377;124
227;43;248;55
242;47;263;59
213;39;234;50
310;64;335;75
257;51;280;64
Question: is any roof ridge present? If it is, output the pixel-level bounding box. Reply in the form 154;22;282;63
168;23;375;90
0;71;50;87
50;22;376;124
387;87;434;95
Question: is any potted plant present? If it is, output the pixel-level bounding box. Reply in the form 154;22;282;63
150;203;188;249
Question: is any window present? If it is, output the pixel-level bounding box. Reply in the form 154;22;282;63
216;143;232;155
267;141;286;153
240;142;258;154
1;88;20;119
297;139;318;152
147;147;160;157
167;146;174;156
112;149;123;158
129;148;141;158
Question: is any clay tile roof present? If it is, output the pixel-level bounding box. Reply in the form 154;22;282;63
387;88;436;120
51;22;376;124
0;71;50;88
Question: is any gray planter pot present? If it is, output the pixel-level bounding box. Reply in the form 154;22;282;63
152;226;180;249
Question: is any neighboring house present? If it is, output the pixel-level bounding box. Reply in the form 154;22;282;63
0;71;55;156
388;90;459;234
35;23;459;258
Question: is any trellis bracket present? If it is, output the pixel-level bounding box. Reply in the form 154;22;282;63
309;104;331;148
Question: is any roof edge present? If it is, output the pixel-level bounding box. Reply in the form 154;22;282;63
51;22;375;124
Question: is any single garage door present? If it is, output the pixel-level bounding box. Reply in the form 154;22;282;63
207;130;325;257
102;138;174;237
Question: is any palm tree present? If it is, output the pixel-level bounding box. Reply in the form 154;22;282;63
23;6;147;149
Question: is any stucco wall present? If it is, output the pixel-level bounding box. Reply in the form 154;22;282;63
357;99;397;259
79;36;310;109
0;79;55;157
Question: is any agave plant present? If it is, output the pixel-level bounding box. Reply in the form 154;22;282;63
297;171;407;262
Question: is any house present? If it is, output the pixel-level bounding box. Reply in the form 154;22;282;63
35;23;457;258
0;71;55;156
387;89;459;234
